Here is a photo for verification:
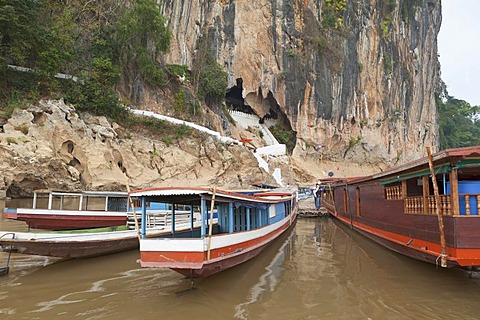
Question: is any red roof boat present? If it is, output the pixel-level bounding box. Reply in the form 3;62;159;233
131;186;298;278
322;146;480;270
3;191;129;230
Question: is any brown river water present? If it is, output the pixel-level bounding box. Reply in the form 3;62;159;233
1;199;480;319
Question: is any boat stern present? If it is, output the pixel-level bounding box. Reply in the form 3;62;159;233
139;238;206;269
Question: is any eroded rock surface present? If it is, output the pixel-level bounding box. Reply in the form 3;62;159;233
0;100;281;198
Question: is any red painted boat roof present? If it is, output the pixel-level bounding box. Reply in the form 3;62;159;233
129;186;296;204
372;146;480;180
322;146;480;186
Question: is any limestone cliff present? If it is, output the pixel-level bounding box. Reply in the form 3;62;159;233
160;0;442;166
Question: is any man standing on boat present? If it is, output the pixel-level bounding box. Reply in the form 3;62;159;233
313;183;322;209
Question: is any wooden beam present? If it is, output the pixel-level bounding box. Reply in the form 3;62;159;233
422;175;430;214
450;169;460;216
427;147;447;267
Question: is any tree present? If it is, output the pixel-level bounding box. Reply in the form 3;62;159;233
438;95;480;150
198;61;228;107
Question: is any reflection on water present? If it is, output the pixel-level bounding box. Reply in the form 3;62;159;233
1;208;480;319
234;230;294;319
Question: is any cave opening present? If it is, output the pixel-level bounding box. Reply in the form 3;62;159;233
225;79;296;153
226;78;255;114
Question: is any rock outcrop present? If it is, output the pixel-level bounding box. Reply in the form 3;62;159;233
159;0;442;166
0;100;286;198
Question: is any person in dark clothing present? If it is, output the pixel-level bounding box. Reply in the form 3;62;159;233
313;183;322;209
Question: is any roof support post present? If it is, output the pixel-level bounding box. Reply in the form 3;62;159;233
201;198;206;237
172;203;176;237
228;202;234;233
141;197;147;239
450;169;460;216
190;205;194;237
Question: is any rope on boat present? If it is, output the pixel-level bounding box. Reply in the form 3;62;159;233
435;253;448;269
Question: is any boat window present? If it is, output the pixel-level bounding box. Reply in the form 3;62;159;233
405;178;423;197
269;205;276;218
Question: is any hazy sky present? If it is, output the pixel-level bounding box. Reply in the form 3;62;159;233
438;0;480;106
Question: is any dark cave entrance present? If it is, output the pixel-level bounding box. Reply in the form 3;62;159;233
226;78;255;114
225;78;280;121
225;78;297;153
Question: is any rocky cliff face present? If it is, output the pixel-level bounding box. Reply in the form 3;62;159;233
0;100;286;198
161;0;442;166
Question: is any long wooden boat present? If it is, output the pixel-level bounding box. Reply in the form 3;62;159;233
322;146;480;270
0;221;204;259
132;186;298;278
3;190;129;230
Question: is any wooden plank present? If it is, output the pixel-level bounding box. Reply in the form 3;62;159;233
450;169;460;216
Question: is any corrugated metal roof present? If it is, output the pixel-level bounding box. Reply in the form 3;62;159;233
130;188;206;197
129;186;296;204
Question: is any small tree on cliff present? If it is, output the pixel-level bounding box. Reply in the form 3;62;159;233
198;60;228;108
191;24;228;109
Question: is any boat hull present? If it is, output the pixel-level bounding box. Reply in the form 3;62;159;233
1;236;139;258
328;212;463;268
140;212;297;278
3;208;126;230
0;226;202;259
174;219;296;277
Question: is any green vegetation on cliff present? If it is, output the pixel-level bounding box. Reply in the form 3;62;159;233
1;0;172;120
1;0;225;125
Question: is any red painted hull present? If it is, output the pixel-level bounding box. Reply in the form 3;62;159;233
3;212;126;230
172;235;287;278
329;212;463;268
141;213;297;278
0;227;201;259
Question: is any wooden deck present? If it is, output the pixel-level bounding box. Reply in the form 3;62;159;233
298;198;328;217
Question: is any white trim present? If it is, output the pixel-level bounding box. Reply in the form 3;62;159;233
140;238;204;252
140;214;290;252
0;221;200;242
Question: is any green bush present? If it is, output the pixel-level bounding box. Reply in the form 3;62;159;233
269;124;297;154
0;0;172;119
166;64;190;81
174;90;186;113
199;62;228;104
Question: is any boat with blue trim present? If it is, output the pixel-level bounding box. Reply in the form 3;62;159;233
131;186;298;278
322;146;480;270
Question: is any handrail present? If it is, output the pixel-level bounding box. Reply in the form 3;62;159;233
0;233;16;240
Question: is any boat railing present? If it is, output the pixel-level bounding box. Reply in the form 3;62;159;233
404;195;452;215
385;186;402;200
459;194;480;216
404;194;480;216
127;210;197;229
147;210;193;228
